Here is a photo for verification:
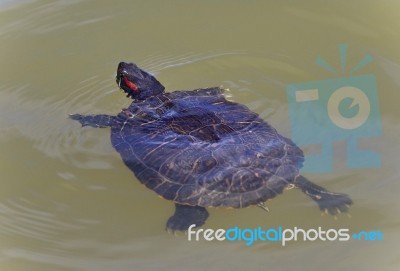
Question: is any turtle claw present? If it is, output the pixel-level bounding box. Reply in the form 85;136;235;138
166;227;179;236
166;227;173;235
318;193;352;215
257;202;270;213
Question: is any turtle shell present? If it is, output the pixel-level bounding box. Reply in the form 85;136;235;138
110;87;303;208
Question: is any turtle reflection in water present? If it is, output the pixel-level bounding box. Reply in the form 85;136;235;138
70;62;352;232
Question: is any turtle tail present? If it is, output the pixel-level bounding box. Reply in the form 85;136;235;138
69;114;115;128
294;175;352;215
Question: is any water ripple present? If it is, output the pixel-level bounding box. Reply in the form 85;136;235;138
0;1;111;39
0;198;83;241
138;50;249;74
0;78;116;165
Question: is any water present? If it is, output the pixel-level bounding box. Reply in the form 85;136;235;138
1;1;400;270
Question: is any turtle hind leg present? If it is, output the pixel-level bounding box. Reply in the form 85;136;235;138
69;114;115;128
294;175;352;215
166;203;209;233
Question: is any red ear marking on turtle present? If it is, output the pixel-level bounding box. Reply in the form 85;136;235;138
123;77;138;92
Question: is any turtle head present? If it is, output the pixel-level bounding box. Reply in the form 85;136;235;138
116;62;165;100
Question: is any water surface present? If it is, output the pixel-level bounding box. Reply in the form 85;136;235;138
1;1;400;270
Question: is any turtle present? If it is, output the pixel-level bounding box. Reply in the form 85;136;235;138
70;62;352;232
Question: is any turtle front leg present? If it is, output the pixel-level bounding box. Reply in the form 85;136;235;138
166;203;209;233
69;114;115;128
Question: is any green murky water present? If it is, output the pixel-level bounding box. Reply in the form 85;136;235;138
1;1;399;270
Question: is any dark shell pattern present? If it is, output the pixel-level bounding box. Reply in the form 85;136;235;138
108;87;304;208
